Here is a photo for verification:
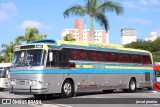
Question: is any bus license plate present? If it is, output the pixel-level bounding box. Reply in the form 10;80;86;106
19;81;26;85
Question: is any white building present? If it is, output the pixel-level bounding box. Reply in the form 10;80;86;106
145;32;159;41
121;28;137;45
62;19;109;43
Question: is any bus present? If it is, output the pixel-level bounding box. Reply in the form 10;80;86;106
9;39;153;99
0;63;11;91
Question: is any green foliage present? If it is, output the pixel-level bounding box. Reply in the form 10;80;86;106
63;34;76;41
124;37;160;62
0;39;15;62
63;0;124;41
16;27;47;44
0;27;47;62
156;71;160;77
0;56;4;63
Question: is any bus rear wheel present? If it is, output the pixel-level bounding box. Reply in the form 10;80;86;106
61;80;74;98
128;78;136;93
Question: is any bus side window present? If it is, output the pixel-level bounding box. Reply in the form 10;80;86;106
46;50;58;67
89;51;97;61
59;51;69;67
105;52;118;62
70;49;88;61
142;55;152;64
79;50;88;60
132;55;141;63
120;54;131;63
97;52;104;61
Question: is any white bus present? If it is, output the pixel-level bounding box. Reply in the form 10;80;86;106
10;40;153;99
0;63;11;91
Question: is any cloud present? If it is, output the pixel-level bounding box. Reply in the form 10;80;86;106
0;11;9;21
139;0;148;5
1;2;17;12
129;18;152;25
124;0;160;10
151;0;160;5
123;1;137;8
0;2;18;22
20;20;43;29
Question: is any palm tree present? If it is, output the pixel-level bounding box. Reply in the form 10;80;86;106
16;27;46;44
63;0;124;41
1;39;15;62
63;34;76;41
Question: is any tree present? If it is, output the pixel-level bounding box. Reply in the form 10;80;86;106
124;37;160;62
0;56;4;63
16;27;46;44
63;0;123;41
0;39;15;62
63;34;76;41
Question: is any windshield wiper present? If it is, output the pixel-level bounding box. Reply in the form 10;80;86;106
14;58;24;68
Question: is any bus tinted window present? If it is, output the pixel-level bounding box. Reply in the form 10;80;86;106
89;51;104;61
71;50;88;60
97;52;104;61
132;55;141;63
120;54;131;63
142;55;151;64
89;51;97;61
105;53;118;62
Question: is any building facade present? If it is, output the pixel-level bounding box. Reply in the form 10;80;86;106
121;28;137;45
145;32;159;41
62;19;109;43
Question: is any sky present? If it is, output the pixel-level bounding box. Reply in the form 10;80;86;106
0;0;160;49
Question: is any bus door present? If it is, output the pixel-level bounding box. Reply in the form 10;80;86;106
47;50;75;69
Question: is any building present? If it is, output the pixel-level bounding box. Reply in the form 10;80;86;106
145;32;159;41
121;28;137;45
62;19;109;43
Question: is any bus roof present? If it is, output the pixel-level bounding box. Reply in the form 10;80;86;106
21;39;151;54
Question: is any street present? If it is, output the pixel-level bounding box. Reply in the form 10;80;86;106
0;89;160;107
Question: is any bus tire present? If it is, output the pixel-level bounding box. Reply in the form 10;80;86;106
0;88;4;91
33;94;46;100
128;78;136;93
103;90;114;93
61;80;74;98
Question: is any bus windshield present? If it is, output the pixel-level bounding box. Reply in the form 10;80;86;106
13;49;46;67
0;69;3;77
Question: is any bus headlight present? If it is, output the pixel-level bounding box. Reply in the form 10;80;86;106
30;80;37;85
10;80;16;85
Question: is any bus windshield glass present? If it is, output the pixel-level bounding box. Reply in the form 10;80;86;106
0;69;4;78
13;49;46;67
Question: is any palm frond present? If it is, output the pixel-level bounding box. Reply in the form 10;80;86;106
96;1;124;15
95;13;109;31
31;35;43;41
63;5;86;18
16;36;26;43
1;44;9;49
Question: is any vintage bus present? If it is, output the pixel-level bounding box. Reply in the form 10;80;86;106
0;63;11;91
9;39;153;99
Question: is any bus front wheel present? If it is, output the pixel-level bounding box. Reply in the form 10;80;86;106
61;80;74;98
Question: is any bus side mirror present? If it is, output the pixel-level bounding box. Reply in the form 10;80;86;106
49;52;53;62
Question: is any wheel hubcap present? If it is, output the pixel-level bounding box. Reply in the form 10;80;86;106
64;83;71;94
130;81;135;90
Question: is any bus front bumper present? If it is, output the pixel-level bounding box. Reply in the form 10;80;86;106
9;85;48;95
